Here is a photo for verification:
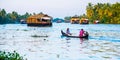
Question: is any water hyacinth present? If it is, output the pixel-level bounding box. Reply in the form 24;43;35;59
0;51;24;60
31;34;48;38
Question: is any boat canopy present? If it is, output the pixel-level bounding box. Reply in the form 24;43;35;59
41;17;51;20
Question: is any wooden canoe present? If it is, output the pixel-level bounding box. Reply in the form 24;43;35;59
61;30;88;38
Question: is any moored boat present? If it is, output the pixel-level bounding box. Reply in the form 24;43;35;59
27;13;52;27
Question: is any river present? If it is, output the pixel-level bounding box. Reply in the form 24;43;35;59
0;23;120;60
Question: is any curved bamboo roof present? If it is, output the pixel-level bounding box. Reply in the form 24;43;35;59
28;13;52;19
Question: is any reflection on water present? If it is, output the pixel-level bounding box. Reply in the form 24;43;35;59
0;23;120;60
79;38;89;44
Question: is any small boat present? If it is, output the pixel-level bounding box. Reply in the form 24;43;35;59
61;30;88;38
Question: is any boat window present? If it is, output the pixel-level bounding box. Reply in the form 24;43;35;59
37;18;42;22
42;19;48;22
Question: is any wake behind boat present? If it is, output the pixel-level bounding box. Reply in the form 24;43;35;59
61;30;88;38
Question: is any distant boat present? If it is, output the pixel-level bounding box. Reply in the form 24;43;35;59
80;18;89;24
70;16;80;24
52;18;64;23
20;19;26;24
94;20;100;24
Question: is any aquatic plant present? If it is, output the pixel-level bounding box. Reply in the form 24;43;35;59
16;29;19;31
0;51;24;60
31;34;48;38
23;29;28;31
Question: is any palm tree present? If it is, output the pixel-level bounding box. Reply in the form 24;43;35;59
0;9;6;24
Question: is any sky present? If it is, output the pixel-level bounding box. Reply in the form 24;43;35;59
0;0;120;19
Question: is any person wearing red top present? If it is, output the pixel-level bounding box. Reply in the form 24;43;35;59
79;29;84;37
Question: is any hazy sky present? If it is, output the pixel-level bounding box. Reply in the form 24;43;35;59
0;0;120;18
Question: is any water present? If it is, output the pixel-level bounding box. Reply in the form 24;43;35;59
0;23;120;60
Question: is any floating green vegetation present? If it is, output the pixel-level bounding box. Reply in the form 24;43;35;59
97;50;104;52
31;35;48;38
103;42;110;44
102;56;111;58
23;29;28;31
57;54;60;58
16;29;19;31
0;51;24;60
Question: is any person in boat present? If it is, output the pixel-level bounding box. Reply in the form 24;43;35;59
66;28;71;35
79;29;89;44
79;29;85;37
79;29;85;44
84;31;89;37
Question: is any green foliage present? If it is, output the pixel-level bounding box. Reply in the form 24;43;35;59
79;14;87;19
64;16;72;23
0;51;24;60
86;2;120;24
64;16;71;21
0;9;32;24
0;9;7;24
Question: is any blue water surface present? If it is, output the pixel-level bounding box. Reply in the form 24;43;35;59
0;23;120;42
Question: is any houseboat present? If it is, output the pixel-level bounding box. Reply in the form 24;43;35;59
80;18;89;24
70;16;89;24
70;16;80;24
27;13;52;26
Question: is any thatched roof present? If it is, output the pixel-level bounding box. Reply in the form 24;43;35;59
28;13;52;19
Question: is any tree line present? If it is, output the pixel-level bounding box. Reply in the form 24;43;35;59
86;2;120;24
0;9;32;24
64;2;120;24
1;2;120;24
